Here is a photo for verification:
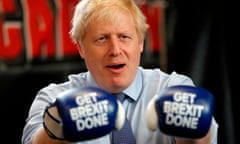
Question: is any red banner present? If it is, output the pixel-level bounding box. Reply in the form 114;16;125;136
0;0;166;69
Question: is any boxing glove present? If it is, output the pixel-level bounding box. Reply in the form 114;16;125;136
43;87;125;142
146;85;214;139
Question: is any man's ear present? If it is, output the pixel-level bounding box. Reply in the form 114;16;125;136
76;42;85;59
139;41;144;53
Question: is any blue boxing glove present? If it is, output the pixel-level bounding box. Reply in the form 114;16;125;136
43;87;125;142
146;85;214;139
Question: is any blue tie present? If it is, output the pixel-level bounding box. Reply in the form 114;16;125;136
112;93;136;144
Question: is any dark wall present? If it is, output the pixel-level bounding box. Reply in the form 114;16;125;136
0;62;86;144
166;0;230;144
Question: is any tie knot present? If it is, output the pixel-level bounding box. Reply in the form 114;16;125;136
112;93;125;103
117;93;125;103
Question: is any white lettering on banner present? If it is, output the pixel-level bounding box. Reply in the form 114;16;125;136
69;94;110;131
163;91;204;129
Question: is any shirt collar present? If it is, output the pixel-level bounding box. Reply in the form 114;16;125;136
86;68;142;101
86;71;99;88
122;69;142;101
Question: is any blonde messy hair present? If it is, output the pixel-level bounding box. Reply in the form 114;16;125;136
69;0;149;43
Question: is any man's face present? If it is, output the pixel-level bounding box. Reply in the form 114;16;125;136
78;10;144;93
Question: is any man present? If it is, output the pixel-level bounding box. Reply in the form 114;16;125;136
21;0;218;143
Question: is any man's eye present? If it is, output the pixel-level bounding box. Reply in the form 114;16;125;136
121;35;128;39
99;36;105;40
98;36;107;42
120;35;131;41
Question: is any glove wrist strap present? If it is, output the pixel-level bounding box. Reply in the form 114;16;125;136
43;105;65;140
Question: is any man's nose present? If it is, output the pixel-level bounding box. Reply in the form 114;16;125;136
109;37;121;56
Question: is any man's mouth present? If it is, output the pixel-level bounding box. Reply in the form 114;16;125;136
107;64;125;69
